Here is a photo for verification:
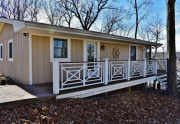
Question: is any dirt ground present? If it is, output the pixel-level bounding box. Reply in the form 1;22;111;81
0;91;180;123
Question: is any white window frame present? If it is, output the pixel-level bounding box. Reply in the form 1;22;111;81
50;36;71;62
0;43;3;61
8;39;13;61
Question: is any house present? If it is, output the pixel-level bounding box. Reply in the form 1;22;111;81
0;18;161;96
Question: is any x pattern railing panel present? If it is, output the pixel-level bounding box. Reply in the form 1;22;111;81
147;60;155;75
109;61;127;81
60;62;104;90
130;61;143;78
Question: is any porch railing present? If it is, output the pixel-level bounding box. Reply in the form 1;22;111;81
53;58;157;94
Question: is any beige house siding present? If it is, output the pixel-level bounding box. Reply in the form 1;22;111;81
32;35;52;84
100;42;129;61
138;46;143;60
0;24;29;84
32;37;84;84
71;39;83;62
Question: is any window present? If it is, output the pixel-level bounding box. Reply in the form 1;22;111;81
54;39;67;58
50;37;71;62
130;46;136;60
8;39;13;61
0;43;3;61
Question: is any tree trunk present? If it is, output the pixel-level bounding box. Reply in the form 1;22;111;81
166;0;179;96
135;0;138;39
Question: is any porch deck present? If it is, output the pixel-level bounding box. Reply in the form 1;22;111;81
56;75;156;99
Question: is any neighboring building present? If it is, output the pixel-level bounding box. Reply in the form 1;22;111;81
0;18;161;95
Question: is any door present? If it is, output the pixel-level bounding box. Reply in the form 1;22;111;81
130;46;137;61
86;42;98;77
87;42;96;62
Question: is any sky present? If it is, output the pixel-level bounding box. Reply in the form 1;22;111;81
114;0;180;52
39;0;180;52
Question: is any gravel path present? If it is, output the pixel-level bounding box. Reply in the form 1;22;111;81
1;92;180;123
0;85;36;103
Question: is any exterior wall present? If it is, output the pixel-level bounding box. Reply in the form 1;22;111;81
71;39;83;62
100;42;129;60
32;37;84;84
32;35;52;84
138;46;143;60
0;24;29;84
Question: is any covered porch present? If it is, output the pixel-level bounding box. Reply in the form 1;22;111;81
53;59;157;96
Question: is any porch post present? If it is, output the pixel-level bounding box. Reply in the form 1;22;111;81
143;58;147;77
53;61;59;94
127;58;130;80
103;58;109;85
154;58;158;75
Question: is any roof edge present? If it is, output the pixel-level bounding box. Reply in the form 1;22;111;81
0;18;25;32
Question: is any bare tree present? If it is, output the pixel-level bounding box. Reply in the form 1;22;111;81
44;0;63;25
127;0;153;39
99;8;126;34
119;22;134;37
27;0;43;22
59;0;112;30
138;25;152;41
148;14;165;57
166;0;179;96
0;0;29;20
61;8;74;27
56;1;74;27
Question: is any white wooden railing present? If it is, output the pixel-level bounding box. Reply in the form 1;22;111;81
147;60;157;75
53;58;157;94
108;61;128;82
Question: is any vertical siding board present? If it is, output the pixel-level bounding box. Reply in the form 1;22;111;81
77;40;83;61
0;24;29;84
44;37;51;83
71;39;76;62
38;36;45;83
32;36;38;84
100;42;130;60
32;36;52;84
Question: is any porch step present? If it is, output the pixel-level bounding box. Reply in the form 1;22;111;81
157;74;180;90
56;76;156;99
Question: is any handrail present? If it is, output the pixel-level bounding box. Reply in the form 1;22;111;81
109;60;128;62
59;61;104;64
59;59;156;64
156;59;167;60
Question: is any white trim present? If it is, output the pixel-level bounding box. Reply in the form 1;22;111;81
83;40;87;61
29;34;33;85
143;47;146;58
0;18;25;32
0;43;3;61
97;42;100;61
129;45;130;59
8;39;13;61
50;36;71;62
136;46;138;60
